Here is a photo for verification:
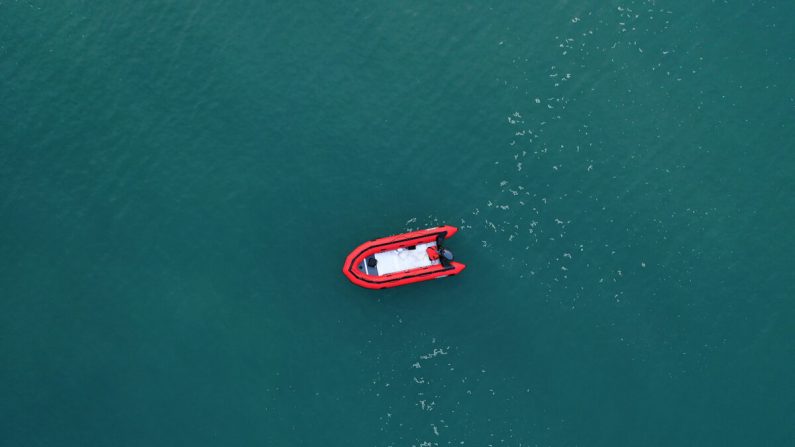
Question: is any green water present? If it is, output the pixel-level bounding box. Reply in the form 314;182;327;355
2;1;794;445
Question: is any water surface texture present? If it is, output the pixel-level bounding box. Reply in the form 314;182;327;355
2;1;794;446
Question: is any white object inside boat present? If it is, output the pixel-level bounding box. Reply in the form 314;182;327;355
373;242;440;275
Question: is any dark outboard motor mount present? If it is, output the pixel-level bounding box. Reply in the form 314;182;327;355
439;248;454;266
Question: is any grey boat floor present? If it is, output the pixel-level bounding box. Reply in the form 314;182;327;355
358;255;379;276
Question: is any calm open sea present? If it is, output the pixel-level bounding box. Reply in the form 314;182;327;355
2;1;793;445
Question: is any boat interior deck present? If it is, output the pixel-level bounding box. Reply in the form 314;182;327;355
357;242;441;277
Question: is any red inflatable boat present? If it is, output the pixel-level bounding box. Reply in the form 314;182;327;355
342;225;466;289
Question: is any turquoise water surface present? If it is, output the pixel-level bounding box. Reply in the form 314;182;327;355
2;1;794;445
